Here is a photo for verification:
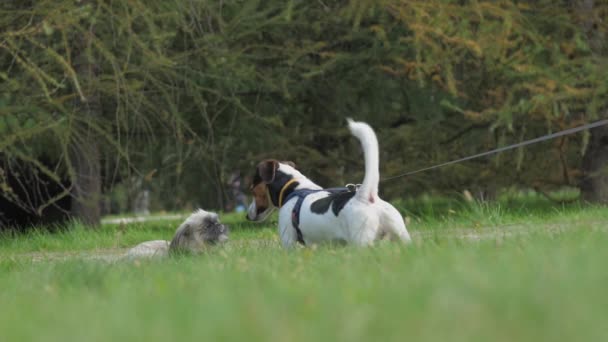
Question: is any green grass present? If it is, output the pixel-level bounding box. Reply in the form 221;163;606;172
1;198;608;341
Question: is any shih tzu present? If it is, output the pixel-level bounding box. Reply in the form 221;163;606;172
126;209;229;258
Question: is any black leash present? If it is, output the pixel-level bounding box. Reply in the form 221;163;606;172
381;119;608;183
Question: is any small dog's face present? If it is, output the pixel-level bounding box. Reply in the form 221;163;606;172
169;209;229;254
199;214;229;244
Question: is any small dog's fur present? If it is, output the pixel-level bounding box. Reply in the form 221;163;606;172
126;209;229;258
246;119;411;247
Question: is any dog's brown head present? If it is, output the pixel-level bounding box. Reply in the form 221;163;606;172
247;159;298;222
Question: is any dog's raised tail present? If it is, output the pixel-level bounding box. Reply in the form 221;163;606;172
347;118;379;203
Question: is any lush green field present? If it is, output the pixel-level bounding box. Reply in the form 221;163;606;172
1;197;607;342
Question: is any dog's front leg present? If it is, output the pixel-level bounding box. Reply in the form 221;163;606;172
277;205;301;248
278;222;299;248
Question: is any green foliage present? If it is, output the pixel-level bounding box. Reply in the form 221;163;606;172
372;0;608;197
385;0;607;121
1;0;607;217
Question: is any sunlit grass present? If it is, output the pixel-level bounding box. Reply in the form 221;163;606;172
0;196;607;341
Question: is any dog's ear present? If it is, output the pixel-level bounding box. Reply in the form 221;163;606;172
282;160;296;169
257;160;278;183
169;224;188;252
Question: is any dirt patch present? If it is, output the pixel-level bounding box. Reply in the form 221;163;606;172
413;221;608;241
5;221;607;263
101;215;184;225
9;248;128;263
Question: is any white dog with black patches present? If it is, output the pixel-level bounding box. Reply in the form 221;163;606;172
247;119;411;247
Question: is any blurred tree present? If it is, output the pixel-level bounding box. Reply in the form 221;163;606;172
1;0;607;230
574;0;608;202
69;0;102;226
378;0;607;199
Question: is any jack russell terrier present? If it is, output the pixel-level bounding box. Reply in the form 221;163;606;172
246;119;411;247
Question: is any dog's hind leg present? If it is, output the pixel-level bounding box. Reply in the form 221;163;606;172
346;214;380;246
379;201;411;243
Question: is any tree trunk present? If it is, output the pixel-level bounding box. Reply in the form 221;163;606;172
574;0;608;203
70;135;101;226
69;74;101;227
581;125;608;203
70;7;102;227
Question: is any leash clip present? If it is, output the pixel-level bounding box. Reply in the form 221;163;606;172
345;183;361;192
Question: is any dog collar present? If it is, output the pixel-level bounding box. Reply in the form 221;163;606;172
277;178;298;207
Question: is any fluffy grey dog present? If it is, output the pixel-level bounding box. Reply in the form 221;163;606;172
126;209;229;259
